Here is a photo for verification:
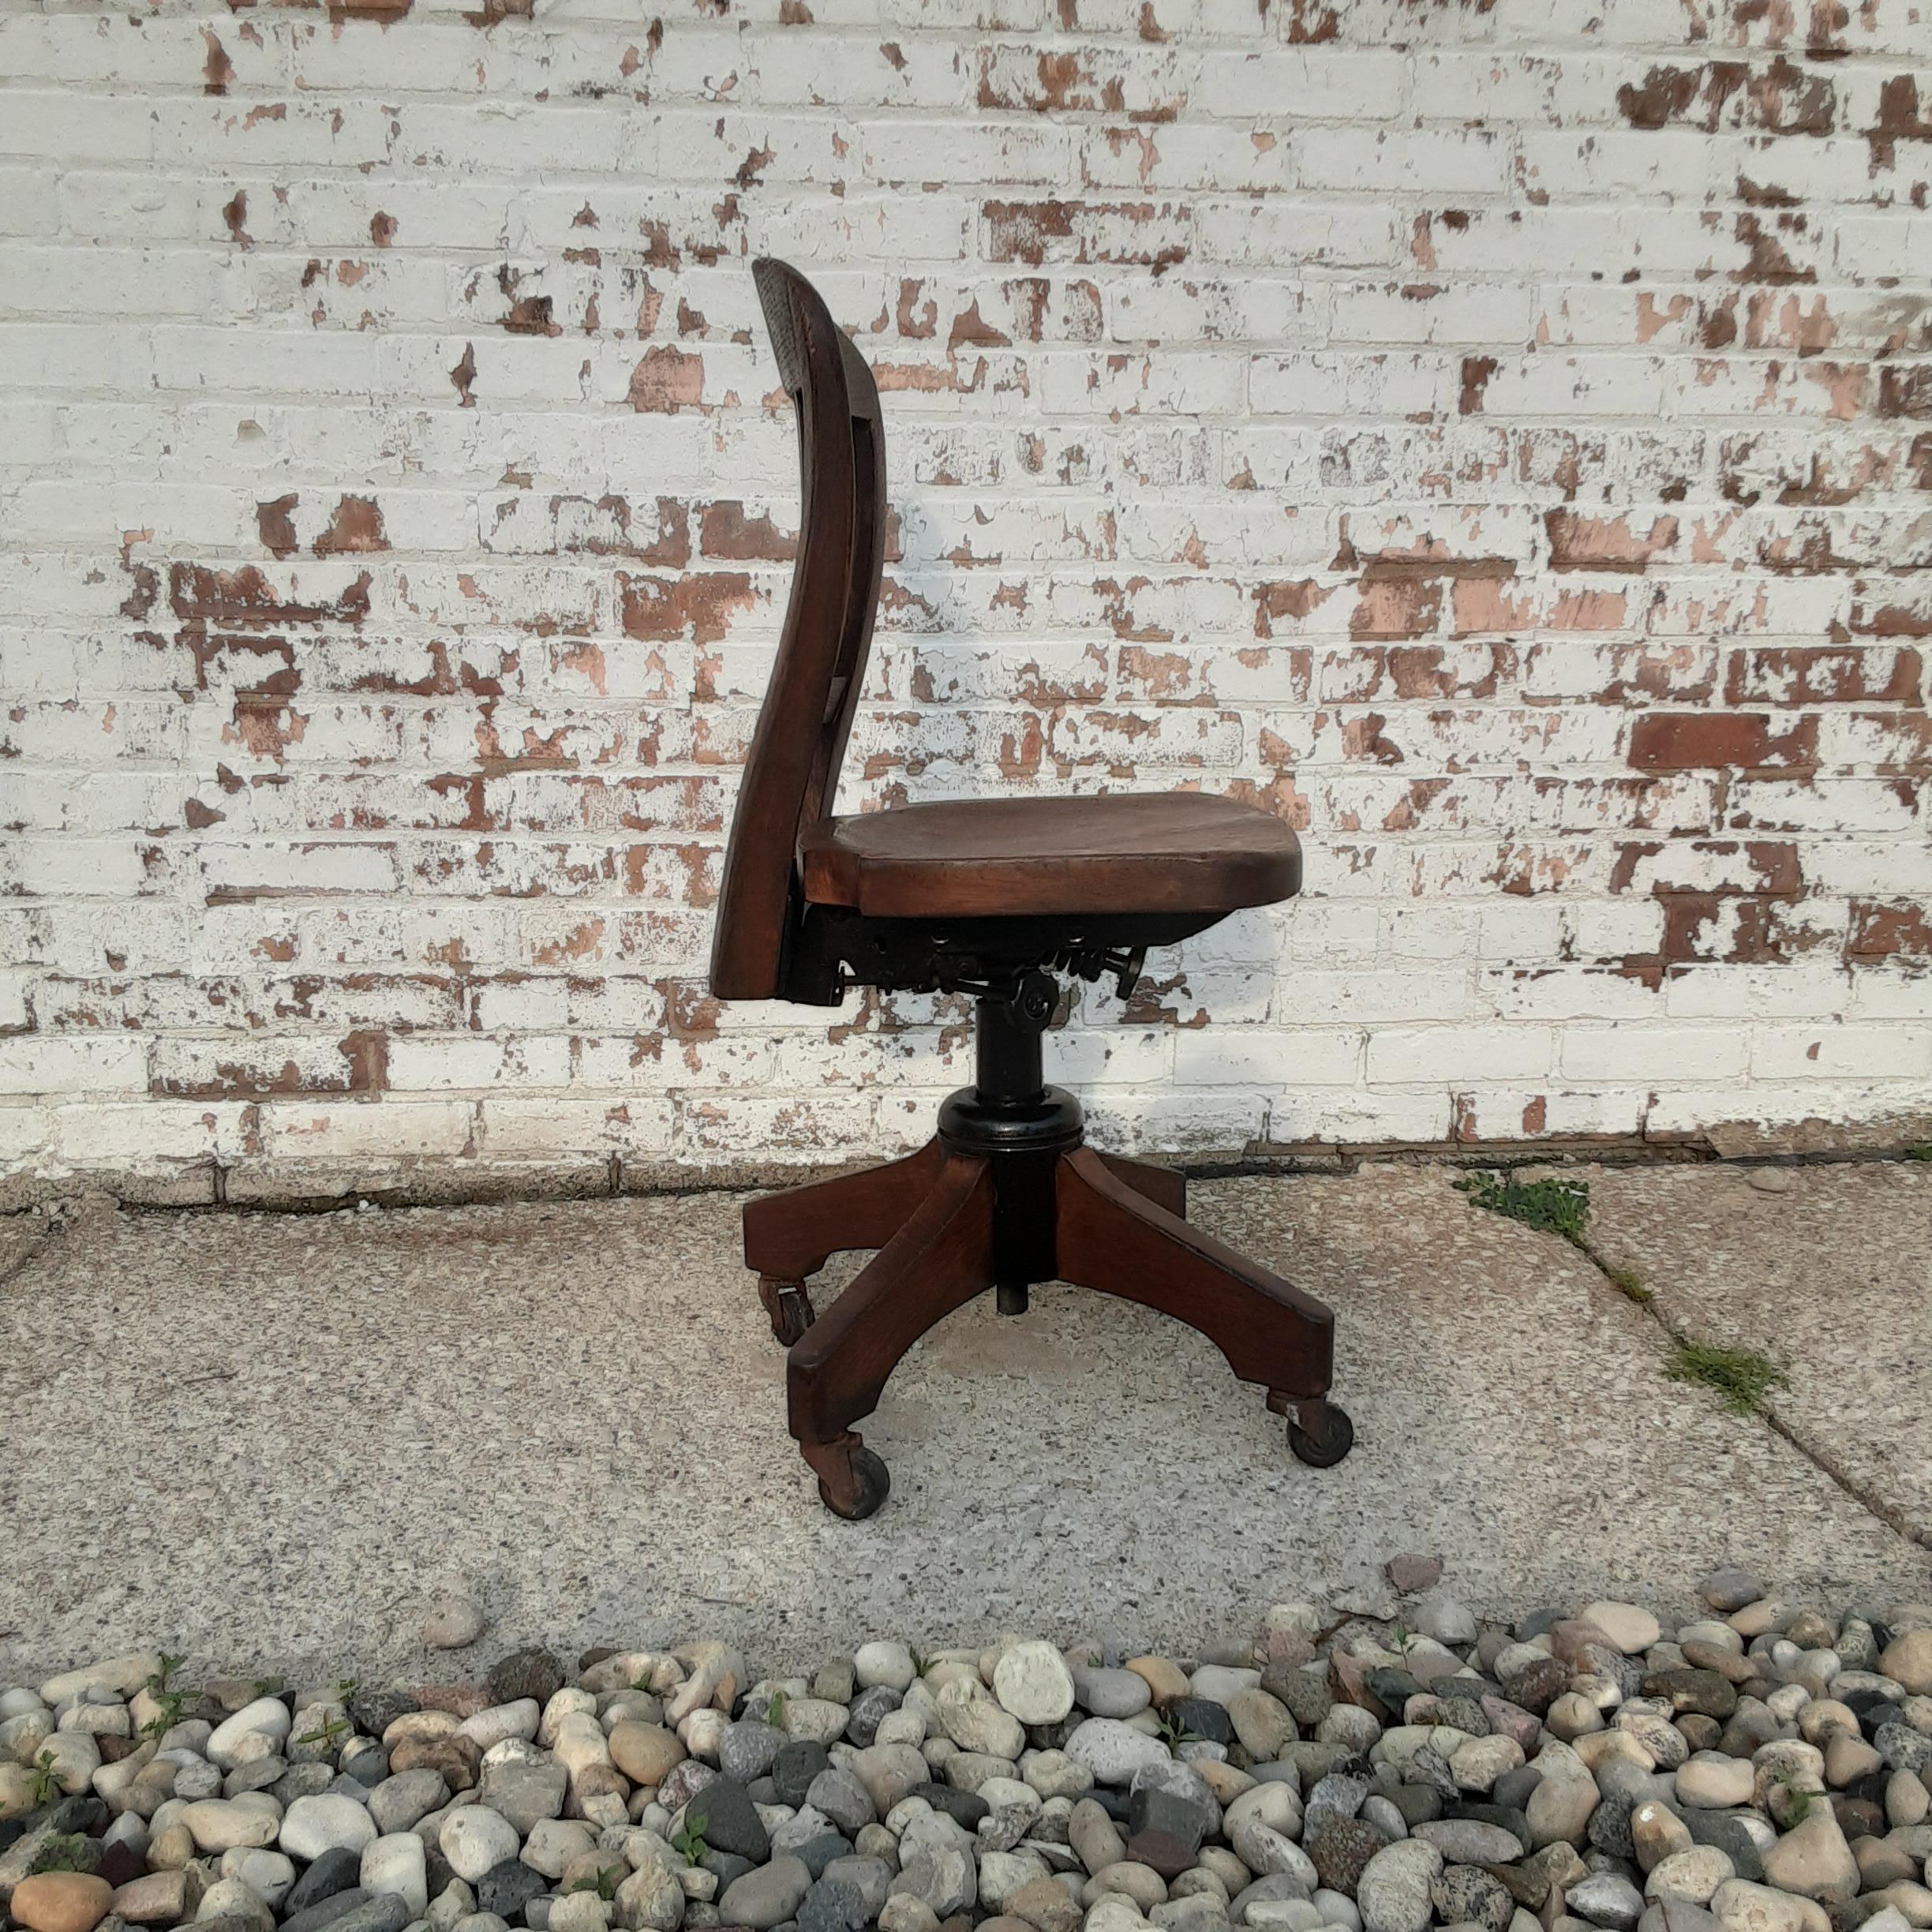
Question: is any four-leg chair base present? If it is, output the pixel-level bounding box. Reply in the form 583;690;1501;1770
743;1118;1350;1518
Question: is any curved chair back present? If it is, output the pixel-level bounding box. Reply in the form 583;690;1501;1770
709;258;888;1000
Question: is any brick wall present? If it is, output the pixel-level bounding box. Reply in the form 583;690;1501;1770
2;0;1930;1202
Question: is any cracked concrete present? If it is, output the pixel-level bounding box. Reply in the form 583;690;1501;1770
1;1160;1926;1688
1583;1155;1932;1547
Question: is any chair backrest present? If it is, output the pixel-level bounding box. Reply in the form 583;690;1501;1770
708;258;889;1001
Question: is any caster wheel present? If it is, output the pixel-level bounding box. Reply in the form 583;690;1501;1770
758;1275;814;1346
1287;1400;1354;1469
817;1445;890;1521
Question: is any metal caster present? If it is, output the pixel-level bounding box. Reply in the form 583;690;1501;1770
758;1275;815;1346
1286;1398;1354;1469
803;1435;891;1519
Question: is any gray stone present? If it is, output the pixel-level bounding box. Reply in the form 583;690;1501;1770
994;1646;1076;1728
845;1690;901;1751
1569;1874;1646;1932
316;1899;412;1932
806;1769;875;1837
820;1858;892;1922
1757;1807;1857;1903
1411;1821;1525;1865
285;1849;363;1919
282;1888;381;1932
1356;1840;1442;1932
369;1772;450;1837
688;1780;769;1863
442;1810;522;1885
1072;1672;1154;1721
889;1833;975;1919
1065;1720;1170;1788
719;1857;812;1932
1306;1818;1390;1897
799;1878;867;1932
283;1797;380;1863
1413;1598;1479;1649
720;1724;785;1786
474;1860;546;1924
477;1761;567;1837
1432;1866;1511;1932
775;1744;834;1810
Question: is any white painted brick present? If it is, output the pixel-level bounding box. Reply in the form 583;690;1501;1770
1365;1024;1551;1084
1559;1027;1750;1083
0;1036;147;1097
0;8;1919;1192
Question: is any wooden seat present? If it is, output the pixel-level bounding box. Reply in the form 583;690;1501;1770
706;259;1353;1521
799;794;1302;919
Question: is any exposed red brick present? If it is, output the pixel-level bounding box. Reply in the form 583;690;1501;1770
1848;900;1932;959
699;501;796;562
170;564;370;629
312;495;388;558
202;28;233;94
627;346;704;412
1545;511;1679;571
1878;367;1932;420
1628;712;1818;773
619;571;755;646
255;494;298;560
1725;646;1925;706
1458;355;1498;415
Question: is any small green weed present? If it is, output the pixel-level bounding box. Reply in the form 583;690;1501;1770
1906;1144;1932;1162
764;1689;788;1728
140;1654;193;1739
28;1836;93;1877
566;1865;623;1901
27;1750;62;1808
1605;1266;1652;1304
1152;1708;1199;1749
1667;1341;1789;1416
671;1820;709;1865
1455;1170;1590;1248
298;1713;351;1749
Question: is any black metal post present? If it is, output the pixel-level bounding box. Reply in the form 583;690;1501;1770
974;993;1046;1109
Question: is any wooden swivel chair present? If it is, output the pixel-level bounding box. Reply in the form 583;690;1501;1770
709;258;1353;1518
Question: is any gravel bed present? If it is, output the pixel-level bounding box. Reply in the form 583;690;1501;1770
3;1573;1930;1932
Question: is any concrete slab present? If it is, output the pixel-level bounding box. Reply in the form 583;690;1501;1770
1582;1157;1932;1544
1;1167;1925;1687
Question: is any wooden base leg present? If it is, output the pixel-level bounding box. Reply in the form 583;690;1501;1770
1055;1146;1350;1466
743;1139;945;1344
787;1151;996;1517
1097;1151;1186;1219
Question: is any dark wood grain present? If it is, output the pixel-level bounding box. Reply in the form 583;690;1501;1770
1096;1150;1187;1219
743;1137;945;1281
786;1151;996;1451
708;258;887;1000
797;792;1301;919
1055;1146;1333;1401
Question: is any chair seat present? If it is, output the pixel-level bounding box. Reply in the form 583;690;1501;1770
798;793;1301;919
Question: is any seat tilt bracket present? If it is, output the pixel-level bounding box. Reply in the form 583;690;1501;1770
780;905;1200;1006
